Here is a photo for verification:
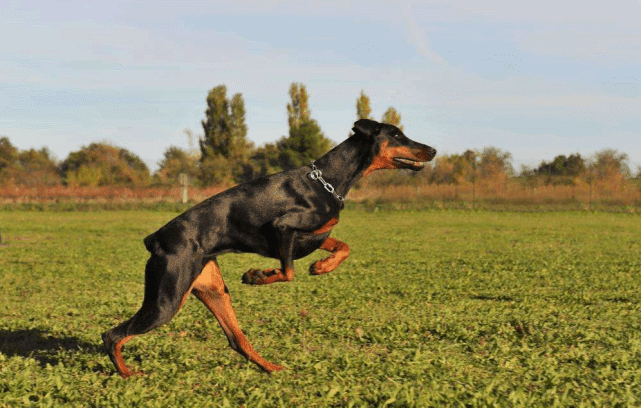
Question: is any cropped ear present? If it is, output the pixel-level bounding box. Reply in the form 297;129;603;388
352;119;382;137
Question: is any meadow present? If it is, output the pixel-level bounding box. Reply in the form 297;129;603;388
1;209;640;407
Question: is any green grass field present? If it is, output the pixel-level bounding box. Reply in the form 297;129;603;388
1;209;640;407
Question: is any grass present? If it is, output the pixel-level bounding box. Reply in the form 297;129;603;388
1;209;640;407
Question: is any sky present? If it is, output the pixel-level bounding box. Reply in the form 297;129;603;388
2;0;640;174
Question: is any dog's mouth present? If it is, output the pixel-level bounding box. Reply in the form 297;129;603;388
394;157;429;170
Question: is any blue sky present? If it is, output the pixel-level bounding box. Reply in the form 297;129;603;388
2;0;640;173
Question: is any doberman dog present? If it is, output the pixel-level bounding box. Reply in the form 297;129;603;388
102;118;436;378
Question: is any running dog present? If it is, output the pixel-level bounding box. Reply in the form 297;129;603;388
102;118;436;377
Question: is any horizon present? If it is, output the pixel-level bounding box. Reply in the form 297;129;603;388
2;0;640;173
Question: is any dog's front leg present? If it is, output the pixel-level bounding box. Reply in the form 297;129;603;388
309;237;350;275
242;214;305;285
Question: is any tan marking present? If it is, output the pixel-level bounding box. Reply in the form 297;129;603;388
112;335;135;378
243;267;294;285
363;141;417;176
193;261;283;373
310;237;350;275
313;217;338;235
193;260;218;287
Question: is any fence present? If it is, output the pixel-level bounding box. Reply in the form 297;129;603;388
1;180;640;212
349;179;641;211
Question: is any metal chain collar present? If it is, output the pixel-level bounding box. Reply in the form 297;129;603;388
307;162;345;202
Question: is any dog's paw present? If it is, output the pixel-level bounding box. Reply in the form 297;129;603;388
118;368;144;379
309;260;324;275
263;362;285;373
309;259;336;275
242;268;280;285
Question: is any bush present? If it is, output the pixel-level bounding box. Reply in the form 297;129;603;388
60;143;150;187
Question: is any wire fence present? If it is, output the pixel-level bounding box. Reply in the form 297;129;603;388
1;180;640;212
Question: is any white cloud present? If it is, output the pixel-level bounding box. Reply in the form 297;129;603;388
400;3;445;65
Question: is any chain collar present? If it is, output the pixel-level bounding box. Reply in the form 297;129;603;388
307;162;345;202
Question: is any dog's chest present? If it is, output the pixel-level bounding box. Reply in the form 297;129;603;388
291;231;332;260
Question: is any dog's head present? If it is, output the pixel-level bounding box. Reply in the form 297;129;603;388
352;118;437;175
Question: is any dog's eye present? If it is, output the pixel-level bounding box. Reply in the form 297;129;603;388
393;133;403;140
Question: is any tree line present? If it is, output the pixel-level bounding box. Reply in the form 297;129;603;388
0;82;638;189
429;148;637;189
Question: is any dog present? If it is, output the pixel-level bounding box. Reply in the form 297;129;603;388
102;118;436;377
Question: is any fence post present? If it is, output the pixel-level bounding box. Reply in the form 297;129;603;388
472;159;477;210
179;173;189;204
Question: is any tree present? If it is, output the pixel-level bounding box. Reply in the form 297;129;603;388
356;90;372;120
60;142;150;187
429;150;477;184
478;147;513;178
584;149;630;194
275;83;332;170
277;120;331;169
246;142;281;180
537;154;585;176
536;153;586;185
199;85;253;185
228;93;251;164
589;149;630;180
16;147;61;186
286;82;310;130
0;137;62;186
381;107;403;130
0;137;19;184
155;146;199;185
183;128;201;161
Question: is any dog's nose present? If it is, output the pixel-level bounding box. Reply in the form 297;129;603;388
427;146;437;160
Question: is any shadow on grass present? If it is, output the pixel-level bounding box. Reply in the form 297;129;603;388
470;294;521;302
0;329;100;368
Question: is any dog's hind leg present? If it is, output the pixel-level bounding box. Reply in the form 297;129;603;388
102;255;196;378
309;237;350;275
192;260;283;373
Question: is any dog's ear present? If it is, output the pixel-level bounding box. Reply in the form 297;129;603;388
352;119;382;137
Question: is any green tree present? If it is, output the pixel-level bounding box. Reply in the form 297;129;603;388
199;85;253;185
536;154;586;185
60;142;150;187
277;120;331;169
286;82;310;130
356;90;372;120
276;83;332;170
246;142;281;180
381;107;403;130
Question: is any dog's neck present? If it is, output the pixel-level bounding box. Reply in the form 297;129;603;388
311;134;374;200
